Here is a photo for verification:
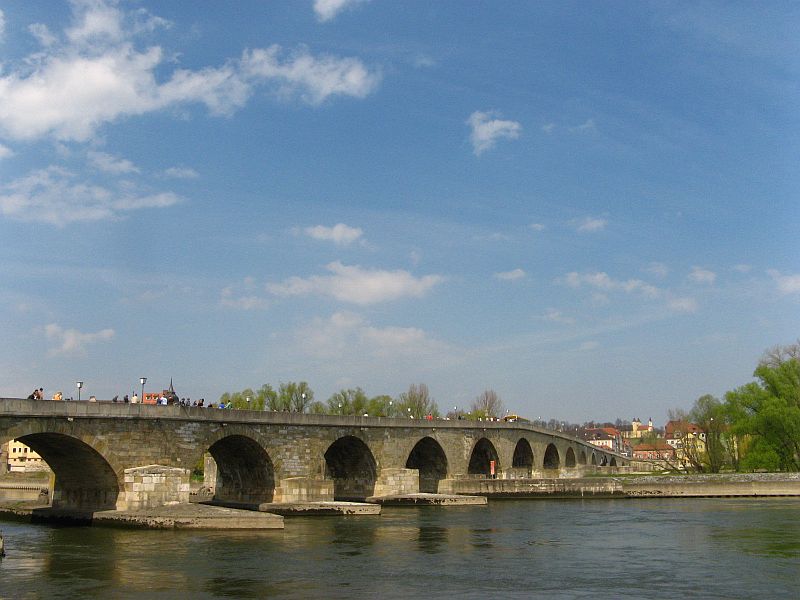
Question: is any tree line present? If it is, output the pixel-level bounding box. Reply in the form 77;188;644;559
218;383;509;420
645;341;800;473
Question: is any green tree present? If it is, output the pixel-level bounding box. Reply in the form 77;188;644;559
278;381;314;412
725;357;800;471
367;394;393;417
470;389;504;419
689;394;729;473
327;388;369;415
396;383;439;419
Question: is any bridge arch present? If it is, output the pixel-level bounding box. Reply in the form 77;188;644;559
405;436;448;493
579;450;587;465
610;456;618;467
15;432;120;510
512;438;534;476
590;452;597;465
324;435;377;501
207;434;275;504
543;443;560;469
565;447;577;468
468;438;499;476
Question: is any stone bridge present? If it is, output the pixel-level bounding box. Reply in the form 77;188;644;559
0;399;627;511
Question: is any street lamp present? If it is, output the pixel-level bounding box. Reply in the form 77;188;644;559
76;381;83;402
246;396;251;409
407;407;412;418
388;400;393;417
140;377;147;403
338;402;342;415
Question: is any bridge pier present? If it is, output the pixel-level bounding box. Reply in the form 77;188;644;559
119;465;190;511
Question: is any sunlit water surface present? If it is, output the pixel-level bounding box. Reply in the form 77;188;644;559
1;498;798;599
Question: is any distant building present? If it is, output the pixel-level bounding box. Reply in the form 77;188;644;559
6;439;49;472
664;420;706;467
583;427;624;454
632;440;676;462
622;417;654;440
143;379;179;405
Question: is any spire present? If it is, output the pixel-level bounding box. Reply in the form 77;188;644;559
169;378;175;394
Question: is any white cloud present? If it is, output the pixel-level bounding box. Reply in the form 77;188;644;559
569;119;596;133
575;216;608;232
297;311;447;360
467;110;521;155
162;166;199;179
241;45;380;105
0;144;13;159
542;309;576;325
88;150;140;174
667;297;698;313
733;264;752;273
542;123;556;134
645;262;669;278
689;266;717;285
29;23;58;47
313;0;369;22
0;166;182;226
220;286;268;310
563;271;660;299
0;2;380;142
768;269;800;295
579;341;599;351
529;222;545;232
44;323;115;356
304;223;363;246
494;268;526;281
267;261;443;305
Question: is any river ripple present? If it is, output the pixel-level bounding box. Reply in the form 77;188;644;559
1;498;798;599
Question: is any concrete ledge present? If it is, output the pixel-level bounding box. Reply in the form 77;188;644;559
367;493;487;506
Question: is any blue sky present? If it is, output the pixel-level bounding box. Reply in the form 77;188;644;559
1;0;798;423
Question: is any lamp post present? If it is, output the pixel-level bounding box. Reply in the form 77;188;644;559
338;402;343;415
246;396;251;410
76;381;83;402
140;377;147;404
407;407;412;419
301;392;306;412
388;400;393;417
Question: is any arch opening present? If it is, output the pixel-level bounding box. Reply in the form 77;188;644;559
600;455;609;466
565;447;577;468
406;437;448;493
17;432;119;510
543;443;560;470
590;453;597;466
468;438;500;477
324;436;377;501
610;457;618;467
512;438;534;477
208;435;275;504
579;450;588;465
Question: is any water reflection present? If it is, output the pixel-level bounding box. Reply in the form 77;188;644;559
415;525;447;554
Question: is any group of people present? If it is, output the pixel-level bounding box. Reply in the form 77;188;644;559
27;388;64;401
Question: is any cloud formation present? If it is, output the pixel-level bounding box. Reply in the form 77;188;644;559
689;266;716;285
575;216;608;232
563;271;660;298
313;0;369;22
0;166;181;226
44;323;115;356
267;261;443;305
768;269;800;295
494;268;526;281
467;110;521;155
88;151;140;174
0;1;380;142
304;223;363;245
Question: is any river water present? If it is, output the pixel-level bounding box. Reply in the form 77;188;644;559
1;498;798;599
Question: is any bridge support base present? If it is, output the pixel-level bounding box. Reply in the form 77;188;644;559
373;468;419;497
119;465;190;511
273;477;334;503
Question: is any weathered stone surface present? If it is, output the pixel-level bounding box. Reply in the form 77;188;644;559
0;399;626;510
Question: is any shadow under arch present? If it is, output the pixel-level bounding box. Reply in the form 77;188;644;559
610;456;618;467
16;432;120;510
512;438;534;476
579;450;588;465
565;447;577;468
324;435;377;501
406;437;448;493
208;434;275;504
468;438;499;477
590;453;598;465
543;443;560;470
